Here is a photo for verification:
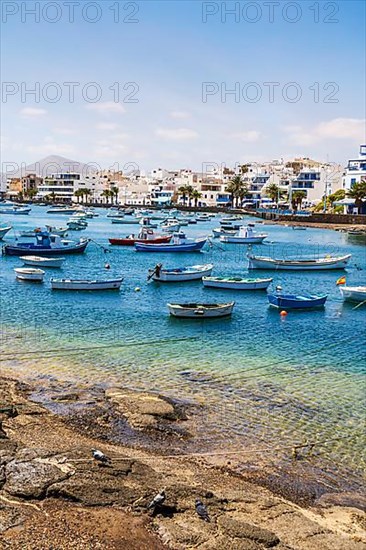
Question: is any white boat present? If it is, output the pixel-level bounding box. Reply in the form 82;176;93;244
168;301;235;318
212;227;236;238
20;255;64;268
47;206;79;214
340;285;366;302
140;217;158;228
247;253;352;271
220;226;268;244
221;216;242;223
202;276;273;290
0;206;31;215
20;226;68;238
107;208;124;218
14;267;45;281
196;214;211;222
111;217;140;224
50;277;124;290
292;226;307;231
148;263;214;282
67;220;87;230
161;219;181;232
0;225;11;240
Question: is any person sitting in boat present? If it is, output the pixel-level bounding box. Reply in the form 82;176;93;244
154;263;162;278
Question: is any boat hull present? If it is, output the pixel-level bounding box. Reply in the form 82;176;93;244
109;236;171;246
51;278;123;290
268;294;327;309
135;239;207;252
220;235;267;244
340;286;366;302
150;264;213;282
20;255;64;268
168;302;235;318
3;240;89;256
248;254;351;270
0;226;11;240
14;268;45;281
202;277;272;290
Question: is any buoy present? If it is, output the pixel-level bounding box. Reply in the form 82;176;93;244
104;263;111;270
135;287;141;292
280;310;288;317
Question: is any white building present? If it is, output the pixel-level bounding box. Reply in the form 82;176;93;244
37;173;85;201
343;145;366;190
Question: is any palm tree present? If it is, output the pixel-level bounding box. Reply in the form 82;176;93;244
347;180;366;213
236;182;249;207
225;181;236;208
264;183;281;203
291;190;306;210
185;185;195;207
83;188;92;204
110;186;119;205
178;185;189;206
101;190;110;204
74;189;84;203
191;190;202;207
225;175;246;208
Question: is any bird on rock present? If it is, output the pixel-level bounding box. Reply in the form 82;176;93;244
195;499;210;522
91;449;112;465
147;489;166;510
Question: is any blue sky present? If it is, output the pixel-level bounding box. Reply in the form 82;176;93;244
1;0;365;171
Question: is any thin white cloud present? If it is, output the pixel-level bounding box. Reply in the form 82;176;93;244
20;107;47;118
169;111;191;119
26;143;75;155
86;102;125;115
96;123;119;131
283;118;365;146
52;127;77;135
93;139;128;158
229;131;262;142
155;127;198;140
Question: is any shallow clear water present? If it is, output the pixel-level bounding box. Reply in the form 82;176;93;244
1;207;365;488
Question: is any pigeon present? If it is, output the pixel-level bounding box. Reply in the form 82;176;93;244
91;449;112;465
147;489;166;510
195;499;210;522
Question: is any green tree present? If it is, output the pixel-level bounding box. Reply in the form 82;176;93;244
347;180;366;212
225;175;247;207
110;186;119;205
191;189;202;207
178;185;189;206
74;189;84;203
264;183;282;203
83;188;92;204
291;190;307;210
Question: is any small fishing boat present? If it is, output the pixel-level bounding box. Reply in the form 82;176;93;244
135;232;207;252
196;214;211;222
3;232;89;256
148;263;213;282
110;217;140;224
339;285;366;302
67;219;87;230
14;267;45;281
168;302;235;318
50;277;123;290
0;205;31;215
348;229;365;236
0;225;11;240
20;226;68;238
140;217;158;228
202;276;273;290
247;253;352;271
220;223;241;231
47;206;79;214
292;226;307;230
187;218;197;224
220;226;268;244
212;227;236;238
268;293;328;309
20;255;64;268
221;216;241;223
161;219;181;232
83;208;98;218
109;227;172;246
107;208;124;218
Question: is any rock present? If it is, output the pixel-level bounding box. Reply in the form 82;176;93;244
0;504;24;533
199;536;261;550
5;460;71;499
105;389;177;431
316;492;366;512
217;515;280;547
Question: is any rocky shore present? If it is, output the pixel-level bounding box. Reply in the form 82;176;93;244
0;376;365;549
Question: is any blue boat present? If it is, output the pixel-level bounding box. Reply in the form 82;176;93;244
268;293;328;310
135;232;207;252
2;232;89;256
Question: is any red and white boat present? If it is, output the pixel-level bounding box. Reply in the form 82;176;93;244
109;227;172;246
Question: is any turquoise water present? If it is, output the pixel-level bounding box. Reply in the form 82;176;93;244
1;207;365;489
